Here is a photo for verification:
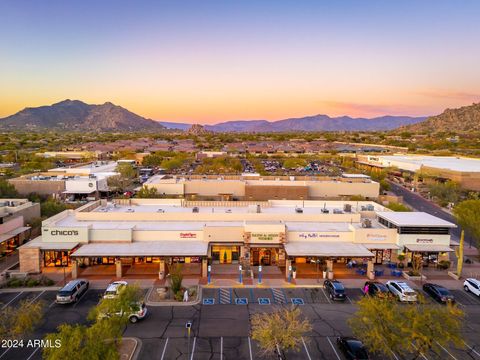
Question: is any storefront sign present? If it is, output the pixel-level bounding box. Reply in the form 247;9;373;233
366;233;388;241
251;232;280;243
50;230;79;236
42;227;88;243
180;232;197;239
416;238;433;243
298;233;340;239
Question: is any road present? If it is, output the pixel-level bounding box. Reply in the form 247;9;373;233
2;286;480;360
388;181;475;245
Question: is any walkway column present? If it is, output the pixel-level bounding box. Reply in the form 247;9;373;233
326;259;333;272
115;259;122;278
71;260;78;279
285;259;292;279
367;259;375;280
202;258;208;277
159;259;165;280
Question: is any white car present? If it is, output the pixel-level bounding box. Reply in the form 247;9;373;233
103;281;128;299
464;278;480;297
386;280;418;302
98;302;148;323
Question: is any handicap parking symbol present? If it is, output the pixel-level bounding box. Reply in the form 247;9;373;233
291;298;305;305
258;298;271;305
203;298;215;305
235;298;248;305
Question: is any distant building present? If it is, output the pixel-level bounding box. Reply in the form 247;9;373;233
142;174;379;201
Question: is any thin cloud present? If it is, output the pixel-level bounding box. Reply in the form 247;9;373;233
317;101;428;118
416;90;480;101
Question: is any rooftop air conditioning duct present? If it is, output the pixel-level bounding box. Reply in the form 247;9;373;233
362;219;372;228
192;207;199;213
256;204;261;213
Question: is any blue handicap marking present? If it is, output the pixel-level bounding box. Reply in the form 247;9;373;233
291;298;305;305
258;298;271;305
203;298;215;305
235;298;248;305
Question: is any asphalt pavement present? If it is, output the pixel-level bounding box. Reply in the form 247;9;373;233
1;286;480;360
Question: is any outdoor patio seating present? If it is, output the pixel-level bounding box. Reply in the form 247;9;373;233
387;263;397;269
356;268;367;275
390;269;402;277
374;269;384;276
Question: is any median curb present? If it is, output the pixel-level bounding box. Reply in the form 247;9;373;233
145;285;202;307
0;286;61;293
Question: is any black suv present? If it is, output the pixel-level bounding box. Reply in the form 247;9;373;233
364;281;389;297
423;283;455;304
324;279;346;301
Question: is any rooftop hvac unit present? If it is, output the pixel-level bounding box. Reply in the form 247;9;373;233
366;204;375;211
343;204;352;213
333;209;343;214
127;208;135;213
362;219;372;228
295;207;303;213
192;207;199;213
321;208;329;214
256;204;261;213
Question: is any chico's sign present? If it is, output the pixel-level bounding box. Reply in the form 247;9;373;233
50;230;79;236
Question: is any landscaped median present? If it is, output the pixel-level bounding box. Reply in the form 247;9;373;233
146;285;200;306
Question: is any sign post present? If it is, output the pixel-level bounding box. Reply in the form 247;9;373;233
186;321;192;360
258;265;262;284
238;265;243;284
288;265;292;283
207;265;211;284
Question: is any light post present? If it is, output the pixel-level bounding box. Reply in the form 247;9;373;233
186;321;192;359
288;265;292;283
239;265;243;284
258;265;262;284
207;265;211;284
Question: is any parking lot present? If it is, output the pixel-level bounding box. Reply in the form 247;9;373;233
1;286;480;359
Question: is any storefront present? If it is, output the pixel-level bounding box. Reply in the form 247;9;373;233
250;246;279;266
211;245;240;264
43;250;72;267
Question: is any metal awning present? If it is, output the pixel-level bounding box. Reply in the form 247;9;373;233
284;242;374;257
6;226;31;237
62;190;95;194
362;243;400;250
405;244;454;252
71;241;208;257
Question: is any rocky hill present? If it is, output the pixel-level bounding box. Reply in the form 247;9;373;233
405;103;480;132
0;100;165;132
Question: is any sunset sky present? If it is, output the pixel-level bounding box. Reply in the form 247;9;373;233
1;0;479;124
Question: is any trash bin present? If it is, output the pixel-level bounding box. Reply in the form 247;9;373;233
159;271;164;280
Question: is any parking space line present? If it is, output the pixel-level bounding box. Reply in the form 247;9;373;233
248;336;253;360
160;337;169;360
190;337;196;360
301;337;312;360
435;342;457;360
220;336;223;360
411;343;429;360
1;291;23;309
0;348;11;359
320;288;331;303
28;290;45;305
346;295;353;304
26;347;40;360
464;342;480;358
326;337;341;360
73;289;90;308
390;350;400;360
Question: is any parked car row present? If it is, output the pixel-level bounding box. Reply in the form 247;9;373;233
324;279;475;305
56;279;147;323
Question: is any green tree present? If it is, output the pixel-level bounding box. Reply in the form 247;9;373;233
116;163;137;179
41;198;68;217
142;153;164;167
0;299;45;340
428;181;461;207
44;284;143;360
136;185;160;198
349;296;464;359
453;200;480;248
386;202;411;212
0;179;18;197
251;306;312;358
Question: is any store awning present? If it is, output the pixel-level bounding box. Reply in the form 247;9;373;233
405;244;454;252
362;243;400;250
284;242;374;257
71;241;208;257
6;226;31;237
62;190;95;194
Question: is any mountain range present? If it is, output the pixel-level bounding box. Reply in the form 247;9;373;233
8;98;479;133
0;100;165;131
404;102;480;132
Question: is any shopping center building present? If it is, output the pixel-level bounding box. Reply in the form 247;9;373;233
143;174;380;200
18;198;456;280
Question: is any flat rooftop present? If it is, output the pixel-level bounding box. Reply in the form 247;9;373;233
380;155;480;173
376;212;456;227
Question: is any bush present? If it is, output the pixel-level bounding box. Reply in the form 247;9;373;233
437;260;451;270
408;270;420;276
26;278;40;287
39;276;55;286
174;289;184;302
7;278;24;287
